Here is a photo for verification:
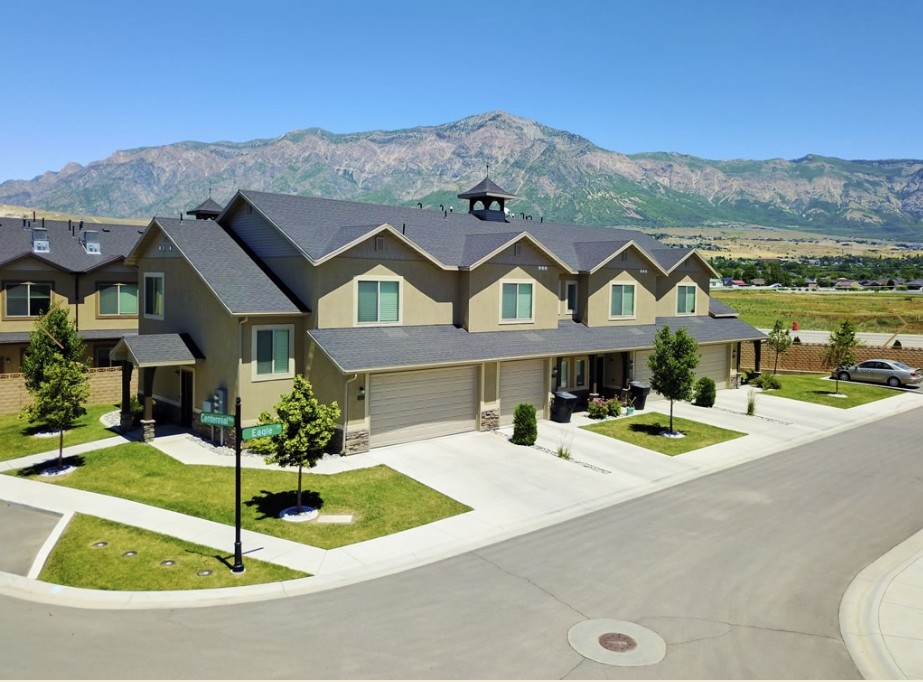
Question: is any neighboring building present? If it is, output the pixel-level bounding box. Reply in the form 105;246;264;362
113;178;764;452
0;217;144;374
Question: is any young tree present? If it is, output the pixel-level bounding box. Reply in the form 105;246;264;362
765;319;792;375
511;403;537;446
257;376;340;513
22;357;90;468
21;303;90;468
22;302;86;392
823;320;860;394
647;325;699;434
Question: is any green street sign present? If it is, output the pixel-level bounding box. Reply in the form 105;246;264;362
242;423;282;441
200;412;235;428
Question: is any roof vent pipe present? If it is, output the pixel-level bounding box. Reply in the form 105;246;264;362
520;213;525;220
402;223;406;235
32;211;36;220
417;203;422;209
439;204;444;211
79;220;83;231
540;216;544;223
42;217;45;227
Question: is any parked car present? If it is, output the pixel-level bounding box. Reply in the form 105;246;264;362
833;359;923;387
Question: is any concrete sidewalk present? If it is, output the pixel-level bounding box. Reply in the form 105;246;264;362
1;386;922;676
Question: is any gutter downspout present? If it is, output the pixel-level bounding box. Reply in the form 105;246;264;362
342;373;358;455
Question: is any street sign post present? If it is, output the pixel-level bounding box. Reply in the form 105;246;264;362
241;423;282;441
200;412;235;428
232;397;244;574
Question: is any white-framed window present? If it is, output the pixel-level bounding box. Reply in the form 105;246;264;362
98;283;138;316
559;356;588;389
143;273;164;319
677;284;696;315
501;280;534;323
4;282;52;317
609;283;636;319
252;325;294;380
562;280;578;315
356;277;401;325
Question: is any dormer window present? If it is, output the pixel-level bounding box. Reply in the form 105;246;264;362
83;230;101;255
31;228;50;253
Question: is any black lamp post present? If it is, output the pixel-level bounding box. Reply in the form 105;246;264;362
232;396;245;573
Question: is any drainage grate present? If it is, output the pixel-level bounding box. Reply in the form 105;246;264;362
599;632;638;652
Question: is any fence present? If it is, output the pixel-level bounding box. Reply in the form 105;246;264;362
0;366;137;416
741;342;923;374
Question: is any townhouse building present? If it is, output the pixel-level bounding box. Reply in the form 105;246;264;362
113;178;765;451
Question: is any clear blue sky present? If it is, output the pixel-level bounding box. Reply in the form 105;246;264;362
2;0;921;182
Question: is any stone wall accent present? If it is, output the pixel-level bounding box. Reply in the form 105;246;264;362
741;341;923;374
141;419;156;443
479;409;499;430
344;429;370;455
0;366;139;416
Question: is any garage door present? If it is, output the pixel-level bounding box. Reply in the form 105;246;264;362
369;366;477;448
500;359;546;426
698;344;729;388
631;350;661;401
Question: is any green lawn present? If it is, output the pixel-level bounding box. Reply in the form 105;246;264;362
756;374;897;408
582;412;746;456
9;442;471;549
0;403;120;462
41;514;307;591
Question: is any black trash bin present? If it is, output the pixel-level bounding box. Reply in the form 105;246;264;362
628;381;651;410
551;391;578;423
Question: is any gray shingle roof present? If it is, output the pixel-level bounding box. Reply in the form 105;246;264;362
708;297;739;318
232;190;698;274
111;333;203;367
457;177;517;200
0;218;144;272
151;217;305;315
308;318;766;373
0;328;136;345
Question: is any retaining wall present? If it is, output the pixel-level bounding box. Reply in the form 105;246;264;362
741;342;923;373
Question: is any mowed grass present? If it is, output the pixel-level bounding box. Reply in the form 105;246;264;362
10;442;471;549
582;412;746;456
711;290;923;333
41;514;307;591
757;374;898;408
0;403;119;462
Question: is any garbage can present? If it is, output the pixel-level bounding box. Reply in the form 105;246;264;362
628;381;651;410
551;391;578;423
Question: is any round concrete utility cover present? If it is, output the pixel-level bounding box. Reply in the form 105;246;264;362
567;619;666;666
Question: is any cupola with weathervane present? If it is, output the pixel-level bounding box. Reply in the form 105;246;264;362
185;197;223;220
458;172;516;222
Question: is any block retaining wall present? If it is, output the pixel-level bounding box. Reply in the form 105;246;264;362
741;342;923;373
0;367;138;416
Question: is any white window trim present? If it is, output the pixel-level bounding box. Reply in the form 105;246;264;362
560;356;589;390
499;279;535;325
608;282;637;320
97;282;139;317
562;280;578;315
143;273;164;320
251;324;295;382
4;281;52;318
677;284;697;315
354;275;403;326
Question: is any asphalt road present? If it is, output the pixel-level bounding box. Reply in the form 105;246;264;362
3;406;922;679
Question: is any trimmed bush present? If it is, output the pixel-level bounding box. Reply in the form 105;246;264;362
586;397;609;419
607;398;622;417
693;376;717;407
752;373;782;390
511;403;537;446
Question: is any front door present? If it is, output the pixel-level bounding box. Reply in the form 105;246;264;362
180;369;193;427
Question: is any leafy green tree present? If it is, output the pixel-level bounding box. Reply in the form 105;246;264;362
21;304;90;468
511;403;537;446
647;325;699;434
823;320;860;394
22;302;86;393
22;356;90;468
765;319;793;375
256;376;340;513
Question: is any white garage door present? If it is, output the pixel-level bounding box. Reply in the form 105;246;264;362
500;359;546;426
698;344;730;388
369;366;477;448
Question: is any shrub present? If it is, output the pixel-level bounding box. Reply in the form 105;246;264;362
586;397;609;419
511;403;537;445
752;373;782;390
693;376;717;407
607;398;622;417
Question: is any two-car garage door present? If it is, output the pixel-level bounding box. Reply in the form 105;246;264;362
632;344;729;397
369;366;477;448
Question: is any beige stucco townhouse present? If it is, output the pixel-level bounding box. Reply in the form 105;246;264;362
113;179;765;452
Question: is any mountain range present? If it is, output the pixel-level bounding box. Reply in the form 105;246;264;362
2;111;922;239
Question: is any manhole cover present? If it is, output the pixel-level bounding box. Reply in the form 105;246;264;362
91;541;108;548
160;560;176;567
599;632;638;652
122;551;138;558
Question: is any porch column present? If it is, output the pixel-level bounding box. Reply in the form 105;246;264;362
141;366;157;442
119;362;135;432
753;340;762;374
